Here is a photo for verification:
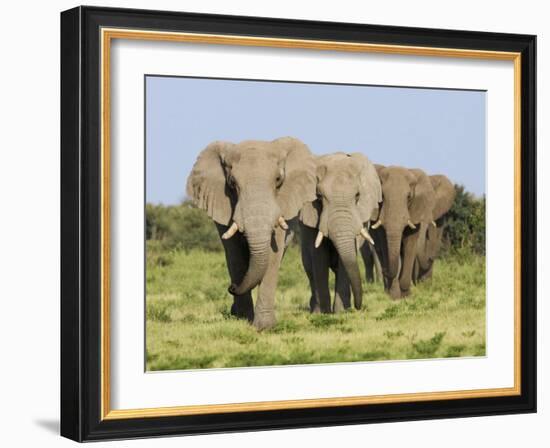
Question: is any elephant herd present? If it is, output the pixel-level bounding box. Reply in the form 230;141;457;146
186;137;456;330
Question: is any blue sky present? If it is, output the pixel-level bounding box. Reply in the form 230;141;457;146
146;76;486;205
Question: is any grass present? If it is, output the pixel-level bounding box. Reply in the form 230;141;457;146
146;241;486;371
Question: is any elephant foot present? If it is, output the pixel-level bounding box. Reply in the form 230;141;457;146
414;262;434;284
230;298;254;322
400;289;411;298
253;311;277;331
309;296;320;313
389;281;401;300
418;270;433;282
388;287;402;300
333;299;345;313
333;305;345;313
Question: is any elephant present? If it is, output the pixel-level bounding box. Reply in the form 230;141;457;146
186;137;317;330
370;165;436;299
299;152;382;313
360;240;383;283
413;174;456;283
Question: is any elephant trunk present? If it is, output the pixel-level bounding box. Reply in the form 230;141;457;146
229;231;271;295
385;228;403;280
329;212;363;310
228;200;276;296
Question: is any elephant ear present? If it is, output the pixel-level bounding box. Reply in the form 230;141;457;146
350;153;382;222
299;199;322;229
273;137;317;220
408;168;436;225
430;175;456;221
299;155;326;229
375;164;388;182
185;141;235;225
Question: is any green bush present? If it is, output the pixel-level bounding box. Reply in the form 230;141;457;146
442;185;485;255
146;201;222;252
411;332;446;357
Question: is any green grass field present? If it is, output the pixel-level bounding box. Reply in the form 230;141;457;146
146;242;485;371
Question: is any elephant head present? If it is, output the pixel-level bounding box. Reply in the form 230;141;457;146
186;137;316;295
417;175;456;270
373;166;435;286
300;152;382;309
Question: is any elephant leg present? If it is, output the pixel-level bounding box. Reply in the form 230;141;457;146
307;274;318;313
253;227;286;331
333;257;351;313
417;225;442;282
426;263;434;279
383;276;390;291
360;243;375;283
373;250;383;283
389;278;401;299
216;223;254;321
303;264;316;313
371;227;387;285
300;226;317;312
412;258;419;285
312;241;332;314
400;231;420;297
418;262;434;282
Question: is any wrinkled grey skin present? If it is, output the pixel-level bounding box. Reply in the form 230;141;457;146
299;153;381;313
371;165;436;299
413;175;456;283
186;137;316;330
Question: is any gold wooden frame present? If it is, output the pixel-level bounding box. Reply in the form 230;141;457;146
100;27;522;421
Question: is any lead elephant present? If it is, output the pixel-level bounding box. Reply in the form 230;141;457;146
186;137;317;330
371;165;436;299
299;153;382;313
413;174;456;283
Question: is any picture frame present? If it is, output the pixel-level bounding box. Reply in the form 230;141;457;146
60;5;536;442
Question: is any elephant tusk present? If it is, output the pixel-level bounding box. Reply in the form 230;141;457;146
221;222;239;240
407;220;417;229
278;216;289;230
371;219;382;229
431;220;437;227
360;228;375;245
314;231;324;248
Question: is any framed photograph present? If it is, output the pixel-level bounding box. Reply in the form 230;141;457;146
61;6;536;442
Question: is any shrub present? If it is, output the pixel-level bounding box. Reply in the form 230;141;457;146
445;345;466;358
412;332;446;357
442;185;485;255
146;201;222;252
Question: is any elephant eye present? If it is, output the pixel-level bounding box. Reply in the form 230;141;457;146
275;168;285;189
355;192;360;203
